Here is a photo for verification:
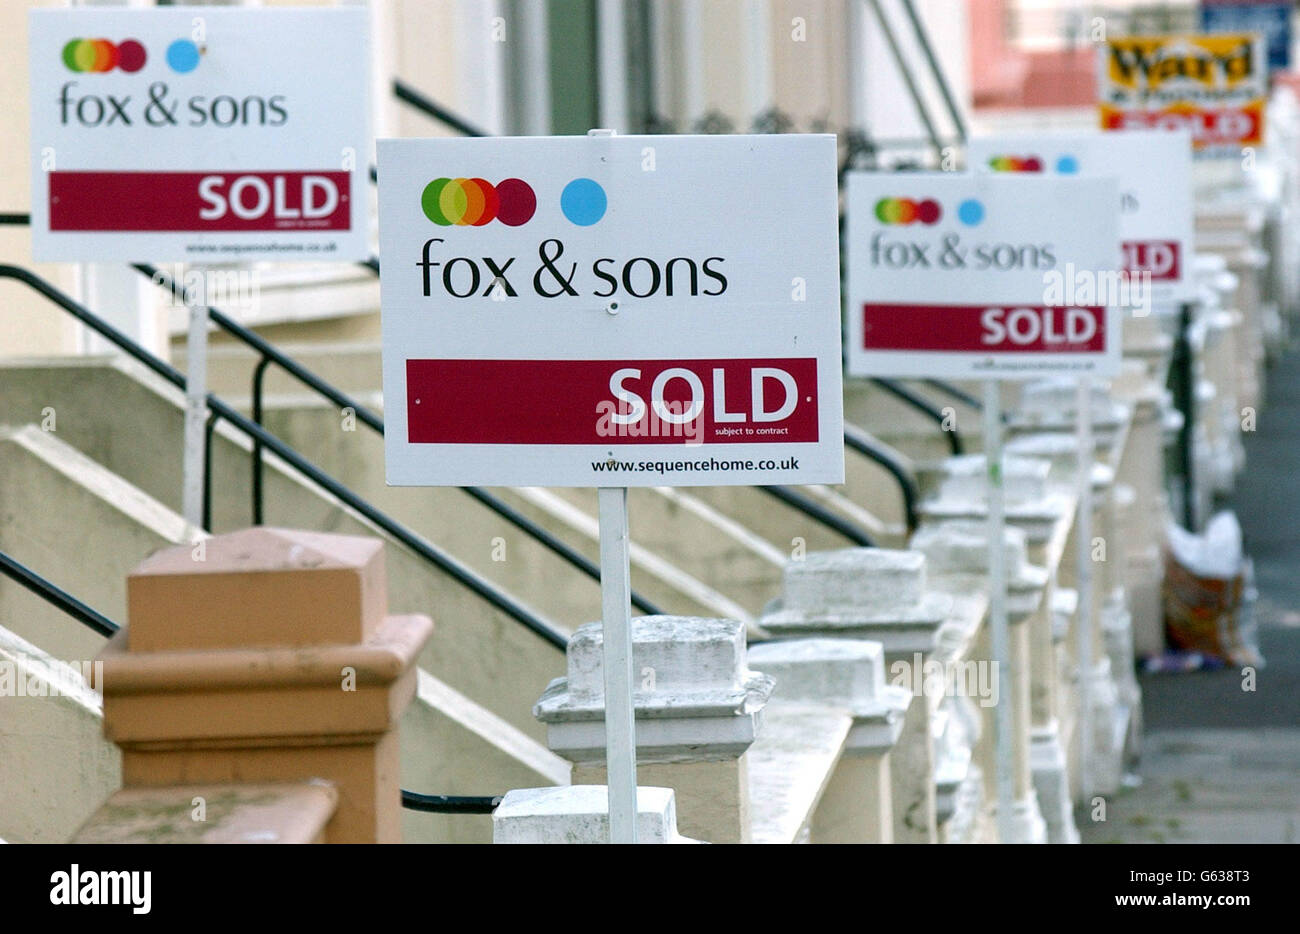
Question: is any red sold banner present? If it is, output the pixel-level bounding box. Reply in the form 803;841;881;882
1122;240;1181;282
405;358;819;445
48;171;351;232
861;304;1106;354
1099;101;1264;147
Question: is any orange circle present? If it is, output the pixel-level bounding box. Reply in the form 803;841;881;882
91;39;116;72
459;178;486;225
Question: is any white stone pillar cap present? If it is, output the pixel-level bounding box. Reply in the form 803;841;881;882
747;638;910;752
492;786;702;844
911;520;1048;618
928;453;1052;505
533;616;774;763
1004;433;1114;492
917;455;1069;543
1007;385;1130;437
759;549;952;654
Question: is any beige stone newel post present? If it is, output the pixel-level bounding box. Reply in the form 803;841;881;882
73;528;433;844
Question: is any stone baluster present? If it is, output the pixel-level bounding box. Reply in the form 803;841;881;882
747;638;910;843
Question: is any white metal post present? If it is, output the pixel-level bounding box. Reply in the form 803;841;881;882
597;486;638;844
984;379;1014;843
517;0;551;135
181;301;208;529
1075;375;1095;797
745;0;773;122
597;0;629;132
679;0;705;128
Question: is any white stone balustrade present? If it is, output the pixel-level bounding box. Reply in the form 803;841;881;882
912;520;1051;844
760;547;954;843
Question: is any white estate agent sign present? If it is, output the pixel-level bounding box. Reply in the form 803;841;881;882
29;6;370;262
968;130;1195;304
845;173;1121;380
378;135;845;488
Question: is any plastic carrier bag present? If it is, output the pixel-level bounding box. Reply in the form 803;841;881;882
1163;511;1263;667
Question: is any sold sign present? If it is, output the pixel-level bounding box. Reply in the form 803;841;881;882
968;131;1195;303
379;135;845;488
846;173;1121;380
29;6;371;261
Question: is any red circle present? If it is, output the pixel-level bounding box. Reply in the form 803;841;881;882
494;178;536;227
467;178;498;225
917;199;941;224
117;39;147;73
1024;157;1043;172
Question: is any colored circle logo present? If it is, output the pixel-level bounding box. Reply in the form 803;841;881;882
1055;155;1080;174
987;155;1042;172
167;39;201;73
957;199;985;226
561;178;607;226
62;38;146;73
421;178;536;227
874;198;941;225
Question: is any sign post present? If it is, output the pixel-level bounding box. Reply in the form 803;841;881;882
846;173;1120;841
1074;375;1095;795
378;133;844;843
597;485;638;842
981;379;1014;841
182;301;208;528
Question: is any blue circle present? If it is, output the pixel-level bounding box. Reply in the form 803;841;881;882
561;178;606;226
957;199;984;226
166;39;200;74
1056;155;1080;174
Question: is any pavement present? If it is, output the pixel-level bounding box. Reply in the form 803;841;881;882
1079;343;1300;844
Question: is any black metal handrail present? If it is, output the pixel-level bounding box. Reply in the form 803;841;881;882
0;549;119;638
0;263;568;651
762;485;874;546
921;379;982;412
842;425;919;533
132;262;664;616
393;78;489;138
0;546;499;815
401;791;502;814
870;378;963;455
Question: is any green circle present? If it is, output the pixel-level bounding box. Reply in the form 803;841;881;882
62;39;83;71
421;178;453;225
